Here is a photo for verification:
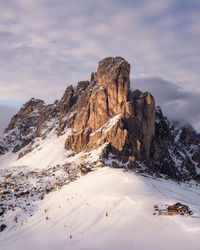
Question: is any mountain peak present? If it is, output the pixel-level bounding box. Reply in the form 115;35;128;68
64;56;155;163
97;56;130;85
0;57;200;182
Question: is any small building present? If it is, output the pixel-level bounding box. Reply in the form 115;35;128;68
158;202;193;216
167;203;189;213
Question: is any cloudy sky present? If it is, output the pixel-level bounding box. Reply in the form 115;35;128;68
0;0;200;133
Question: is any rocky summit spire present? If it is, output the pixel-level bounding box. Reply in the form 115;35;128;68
97;57;130;83
97;56;130;105
64;56;155;162
96;56;130;116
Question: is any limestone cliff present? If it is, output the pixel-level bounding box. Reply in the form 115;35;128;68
63;56;155;163
1;56;200;181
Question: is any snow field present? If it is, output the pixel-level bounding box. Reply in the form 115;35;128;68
1;167;200;250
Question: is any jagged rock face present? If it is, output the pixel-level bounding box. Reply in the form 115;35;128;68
1;98;45;153
65;56;155;161
67;57;131;132
150;107;200;180
97;56;130;113
0;98;59;154
1;56;200;182
4;98;44;134
180;128;199;145
97;56;130;84
126;90;155;156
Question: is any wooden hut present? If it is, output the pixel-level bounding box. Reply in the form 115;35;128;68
158;202;193;216
167;203;189;213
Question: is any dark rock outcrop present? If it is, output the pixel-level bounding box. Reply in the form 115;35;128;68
150;107;200;180
0;224;6;232
0;98;59;154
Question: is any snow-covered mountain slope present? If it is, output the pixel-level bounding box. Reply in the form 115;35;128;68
1;56;200;249
0;167;200;250
0;129;67;170
0;127;105;171
0;128;107;237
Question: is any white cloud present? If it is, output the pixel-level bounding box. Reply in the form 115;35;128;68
0;0;199;103
132;77;200;132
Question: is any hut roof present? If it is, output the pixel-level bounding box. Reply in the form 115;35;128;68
168;203;188;210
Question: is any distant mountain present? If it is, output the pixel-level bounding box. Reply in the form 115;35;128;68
172;119;200;139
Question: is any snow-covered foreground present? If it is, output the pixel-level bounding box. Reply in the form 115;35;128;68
1;167;200;250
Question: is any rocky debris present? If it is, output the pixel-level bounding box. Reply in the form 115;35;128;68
18;148;33;159
0;163;92;231
79;165;92;175
0;209;5;216
0;224;6;232
128;156;137;169
112;161;120;168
